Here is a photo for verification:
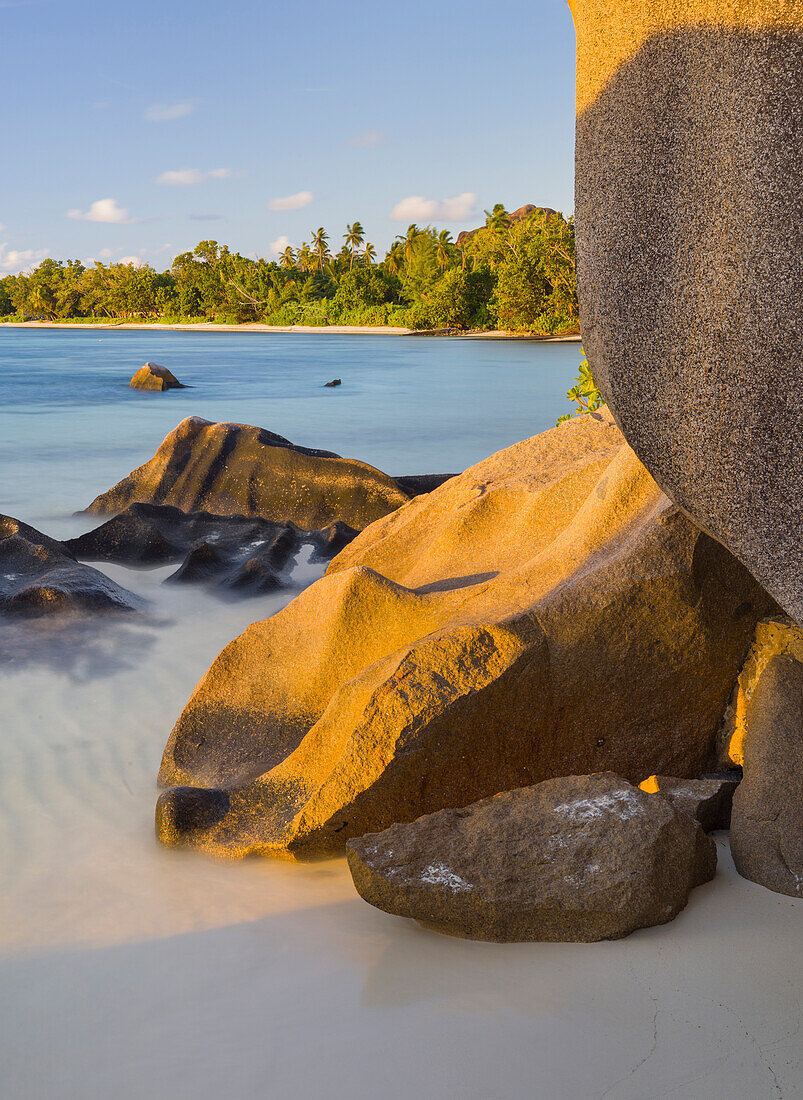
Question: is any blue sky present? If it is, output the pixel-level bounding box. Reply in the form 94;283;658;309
1;0;577;273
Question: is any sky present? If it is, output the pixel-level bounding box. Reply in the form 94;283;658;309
0;0;577;273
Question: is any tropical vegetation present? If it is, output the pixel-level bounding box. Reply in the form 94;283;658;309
0;205;578;334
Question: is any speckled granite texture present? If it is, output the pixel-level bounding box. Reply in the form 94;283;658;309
570;2;803;623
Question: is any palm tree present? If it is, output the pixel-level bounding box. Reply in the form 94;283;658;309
279;246;296;270
311;227;329;271
396;223;423;268
385;241;404;276
344;221;365;269
436;229;453;270
297;243;314;272
363;242;377;266
483;203;511;233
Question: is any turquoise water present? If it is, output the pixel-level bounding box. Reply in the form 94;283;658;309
0;330;580;525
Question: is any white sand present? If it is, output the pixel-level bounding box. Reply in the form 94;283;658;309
1;559;800;1099
0;320;582;340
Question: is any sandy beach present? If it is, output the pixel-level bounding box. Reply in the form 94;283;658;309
0;555;800;1100
0;320;582;341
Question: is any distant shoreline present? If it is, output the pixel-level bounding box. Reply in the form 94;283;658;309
0;320;582;342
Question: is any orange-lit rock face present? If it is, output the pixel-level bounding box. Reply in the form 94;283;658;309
84;416;412;530
155;413;772;859
570;1;803;624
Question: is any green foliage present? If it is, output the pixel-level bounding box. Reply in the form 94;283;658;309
0;205;578;334
556;354;606;425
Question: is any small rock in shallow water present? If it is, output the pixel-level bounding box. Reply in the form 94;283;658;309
324;378;342;387
346;773;716;942
129;362;185;391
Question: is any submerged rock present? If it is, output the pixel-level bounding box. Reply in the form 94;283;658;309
155;412;773;858
571;5;803;622
639;774;738;832
82;416;432;530
346;773;717;942
66;502;359;595
0;515;139;617
730;651;803;898
129;362;185;391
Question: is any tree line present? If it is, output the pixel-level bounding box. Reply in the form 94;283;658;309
0;205;578;334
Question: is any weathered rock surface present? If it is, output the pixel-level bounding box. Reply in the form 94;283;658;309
155;412;773;858
129;362;185;391
346;773;717;942
639;774;738;832
0;515;139;617
83;416;446;530
571;3;803;622
730;653;803;898
65;502;358;595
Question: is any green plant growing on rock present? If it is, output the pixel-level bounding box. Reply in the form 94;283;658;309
557;353;605;424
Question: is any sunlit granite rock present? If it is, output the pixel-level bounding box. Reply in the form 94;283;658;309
84;416;450;531
155;412;773;858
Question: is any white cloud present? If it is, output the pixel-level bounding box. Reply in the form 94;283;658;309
269;235;295;256
156;167;240;186
0;243;50;273
389;192;476;223
118;255;144;267
438;192;477;220
347;130;384;148
157;168;204;186
268;190;313;211
145;101;193;122
67;198;133;224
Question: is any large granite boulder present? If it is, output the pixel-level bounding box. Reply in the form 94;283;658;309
129;362;185;391
730;651;803;898
346;773;717;942
155;412;773;858
570;2;803;622
65;502;358;596
0;515;139;617
83;416;443;531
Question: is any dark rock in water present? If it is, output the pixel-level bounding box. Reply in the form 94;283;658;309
324;378;342;387
393;474;455;497
129;362;185;391
0;515;139;617
572;12;803;623
308;521;359;563
66;501;359;596
730;654;803;898
346;773;717;942
165;541;229;585
65;506;179;565
221;555;283;594
639;774;738;832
